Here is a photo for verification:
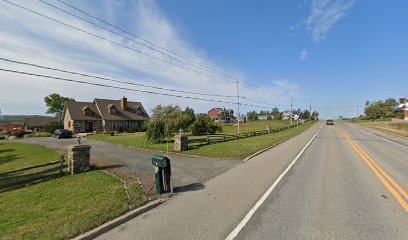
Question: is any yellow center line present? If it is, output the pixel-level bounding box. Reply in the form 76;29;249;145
335;125;408;213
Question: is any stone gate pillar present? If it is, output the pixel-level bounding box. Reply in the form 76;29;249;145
68;145;91;174
174;133;188;152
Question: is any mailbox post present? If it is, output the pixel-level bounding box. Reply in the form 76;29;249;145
151;155;172;195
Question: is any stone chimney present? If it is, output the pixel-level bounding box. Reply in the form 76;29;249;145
121;96;127;111
399;97;407;104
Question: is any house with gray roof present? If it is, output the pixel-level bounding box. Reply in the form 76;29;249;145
63;97;149;133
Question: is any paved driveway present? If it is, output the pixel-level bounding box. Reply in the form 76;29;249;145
14;137;240;190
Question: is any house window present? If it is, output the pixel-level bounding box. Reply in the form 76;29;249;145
68;121;71;128
137;108;142;115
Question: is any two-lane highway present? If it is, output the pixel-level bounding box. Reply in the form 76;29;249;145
234;121;408;240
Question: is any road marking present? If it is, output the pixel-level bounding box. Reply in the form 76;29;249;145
345;122;408;151
336;125;408;213
225;124;323;240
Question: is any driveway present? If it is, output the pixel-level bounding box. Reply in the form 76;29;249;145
14;137;240;191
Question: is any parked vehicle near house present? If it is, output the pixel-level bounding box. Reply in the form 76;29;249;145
53;129;73;139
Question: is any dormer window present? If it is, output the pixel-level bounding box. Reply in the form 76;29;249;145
82;106;93;116
135;106;142;115
107;104;118;114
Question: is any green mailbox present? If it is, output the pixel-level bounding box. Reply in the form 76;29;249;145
151;155;172;195
152;155;167;168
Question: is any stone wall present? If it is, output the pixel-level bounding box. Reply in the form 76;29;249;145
174;133;188;152
68;144;91;174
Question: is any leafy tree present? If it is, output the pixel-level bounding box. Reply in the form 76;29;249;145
300;110;311;120
190;114;222;135
267;115;272;120
146;105;185;143
44;93;75;122
275;112;283;120
311;111;319;121
364;98;397;119
182;107;195;130
271;107;280;118
247;111;259;121
43;121;64;133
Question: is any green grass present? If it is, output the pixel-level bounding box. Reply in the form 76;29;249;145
89;121;315;159
186;121;315;159
0;142;60;172
221;120;291;134
87;120;293;153
89;132;170;152
0;142;146;240
346;117;392;123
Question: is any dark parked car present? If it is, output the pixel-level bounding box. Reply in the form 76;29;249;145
326;119;334;125
53;129;73;139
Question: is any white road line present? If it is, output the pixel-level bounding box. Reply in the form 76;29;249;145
225;124;323;240
345;122;408;151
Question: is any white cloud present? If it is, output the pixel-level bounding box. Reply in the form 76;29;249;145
298;49;308;62
0;0;301;115
305;0;355;42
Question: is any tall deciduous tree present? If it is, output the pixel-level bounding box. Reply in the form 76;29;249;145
44;93;75;122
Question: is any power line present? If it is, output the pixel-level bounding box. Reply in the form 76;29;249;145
0;67;275;109
0;57;237;98
0;57;286;108
1;0;235;84
38;0;239;81
242;82;311;101
54;0;239;80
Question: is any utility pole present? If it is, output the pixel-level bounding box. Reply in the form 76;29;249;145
357;105;359;119
290;97;293;125
236;81;240;135
309;98;312;121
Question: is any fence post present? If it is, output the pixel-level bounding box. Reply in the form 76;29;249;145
207;135;210;144
59;155;64;176
223;135;226;141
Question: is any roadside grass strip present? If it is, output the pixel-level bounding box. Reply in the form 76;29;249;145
336;125;408;213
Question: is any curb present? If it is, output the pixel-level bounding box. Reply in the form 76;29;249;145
243;123;316;162
72;198;167;240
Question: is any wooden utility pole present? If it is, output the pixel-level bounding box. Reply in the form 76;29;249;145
236;81;240;135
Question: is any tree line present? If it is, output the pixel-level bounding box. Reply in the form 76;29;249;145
364;98;403;119
246;107;319;121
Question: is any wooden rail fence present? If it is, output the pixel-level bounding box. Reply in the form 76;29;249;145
0;155;67;189
188;122;307;148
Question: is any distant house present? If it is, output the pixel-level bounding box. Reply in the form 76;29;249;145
208;107;235;123
63;97;149;133
24;117;56;132
395;97;408;121
282;112;299;121
0;123;23;132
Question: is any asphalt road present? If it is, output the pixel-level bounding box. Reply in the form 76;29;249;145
235;121;408;240
96;121;408;240
14;137;239;190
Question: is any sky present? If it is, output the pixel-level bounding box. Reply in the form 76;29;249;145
0;0;407;119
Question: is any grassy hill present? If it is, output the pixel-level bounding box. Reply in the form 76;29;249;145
0;115;52;124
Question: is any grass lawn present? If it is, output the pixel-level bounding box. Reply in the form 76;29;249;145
221;120;291;134
0;142;60;172
186;121;315;159
89;121;315;159
88;120;293;153
0;142;146;240
365;122;408;137
346;118;392;123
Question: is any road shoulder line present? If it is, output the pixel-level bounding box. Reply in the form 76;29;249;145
225;123;323;240
345;122;408;151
